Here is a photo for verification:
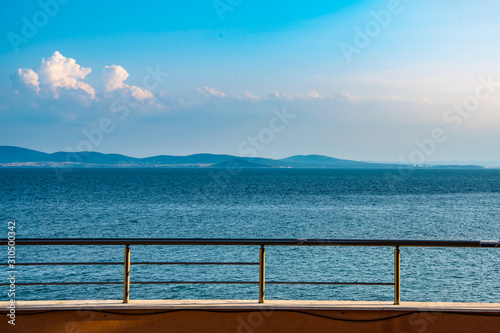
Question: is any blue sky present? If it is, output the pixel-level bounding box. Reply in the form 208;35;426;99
1;0;500;162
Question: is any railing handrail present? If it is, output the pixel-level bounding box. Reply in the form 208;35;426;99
2;238;499;247
2;238;499;305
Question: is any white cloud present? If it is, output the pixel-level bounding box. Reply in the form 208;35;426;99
266;91;294;100
264;91;321;100
236;91;259;101
196;86;226;98
129;85;153;100
335;91;361;102
101;65;153;100
38;51;95;98
11;68;40;93
101;65;128;91
307;90;320;99
9;52;163;117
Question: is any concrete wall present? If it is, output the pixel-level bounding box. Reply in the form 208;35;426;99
2;307;500;333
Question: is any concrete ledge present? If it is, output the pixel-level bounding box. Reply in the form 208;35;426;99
1;300;499;333
2;299;500;313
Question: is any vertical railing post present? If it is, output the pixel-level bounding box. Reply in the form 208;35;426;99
259;245;265;303
123;245;131;303
394;246;400;305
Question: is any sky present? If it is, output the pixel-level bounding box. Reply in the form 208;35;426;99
1;0;500;163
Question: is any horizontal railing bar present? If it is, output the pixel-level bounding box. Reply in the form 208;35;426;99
268;282;393;285
0;282;253;286
0;262;259;266
1;238;499;247
133;262;259;265
0;262;121;266
0;281;392;286
0;282;123;286
134;281;257;285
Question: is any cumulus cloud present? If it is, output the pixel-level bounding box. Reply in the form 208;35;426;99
196;86;226;98
9;51;162;116
129;85;154;100
101;65;153;100
38;51;95;98
101;65;128;91
11;68;40;93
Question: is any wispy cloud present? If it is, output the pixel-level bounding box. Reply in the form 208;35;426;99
235;91;259;101
307;90;320;99
196;86;226;98
334;91;361;102
265;91;294;100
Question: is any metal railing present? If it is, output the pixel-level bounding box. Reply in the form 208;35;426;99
1;238;499;304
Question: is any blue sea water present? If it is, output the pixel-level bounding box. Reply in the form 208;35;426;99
1;168;499;303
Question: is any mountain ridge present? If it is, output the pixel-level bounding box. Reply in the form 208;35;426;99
0;146;485;169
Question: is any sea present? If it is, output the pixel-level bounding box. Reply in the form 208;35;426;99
1;168;499;303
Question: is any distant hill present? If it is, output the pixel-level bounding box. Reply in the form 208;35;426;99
279;155;396;168
142;153;237;165
0;146;139;164
212;158;272;169
0;146;485;169
0;146;50;163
